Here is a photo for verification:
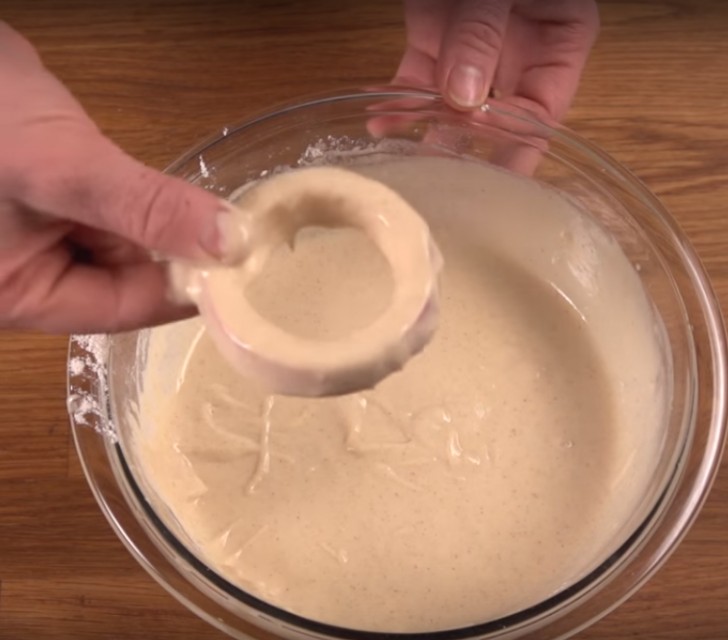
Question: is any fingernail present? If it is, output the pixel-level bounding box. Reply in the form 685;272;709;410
447;64;487;109
199;200;248;264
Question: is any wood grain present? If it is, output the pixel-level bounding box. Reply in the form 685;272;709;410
1;1;727;638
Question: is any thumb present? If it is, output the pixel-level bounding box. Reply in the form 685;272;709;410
436;0;512;110
16;129;231;262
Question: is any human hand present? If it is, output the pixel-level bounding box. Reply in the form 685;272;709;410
395;0;599;120
0;22;230;334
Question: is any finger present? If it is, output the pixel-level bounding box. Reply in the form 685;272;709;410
366;112;426;139
364;89;547;177
67;226;150;265
488;139;544;176
0;21;43;69
393;46;437;90
436;0;513;110
508;0;600;120
49;262;193;333
12;130;235;263
0;201;69;251
0;243;192;333
471;95;553;175
393;0;450;90
364;91;438;140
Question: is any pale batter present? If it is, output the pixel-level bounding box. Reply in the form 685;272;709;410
130;155;667;632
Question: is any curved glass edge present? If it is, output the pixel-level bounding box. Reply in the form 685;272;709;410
163;88;560;176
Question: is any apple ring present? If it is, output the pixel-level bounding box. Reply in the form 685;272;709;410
175;166;442;397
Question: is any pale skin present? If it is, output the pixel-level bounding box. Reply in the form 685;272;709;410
0;0;598;334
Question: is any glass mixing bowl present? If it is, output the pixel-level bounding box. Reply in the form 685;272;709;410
67;89;727;640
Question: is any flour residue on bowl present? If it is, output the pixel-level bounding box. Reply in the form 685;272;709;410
67;334;117;441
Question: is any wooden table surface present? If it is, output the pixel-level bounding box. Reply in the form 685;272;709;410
1;1;727;638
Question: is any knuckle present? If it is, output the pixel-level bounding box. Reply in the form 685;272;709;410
121;170;184;250
535;0;601;48
454;17;504;60
562;14;600;48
